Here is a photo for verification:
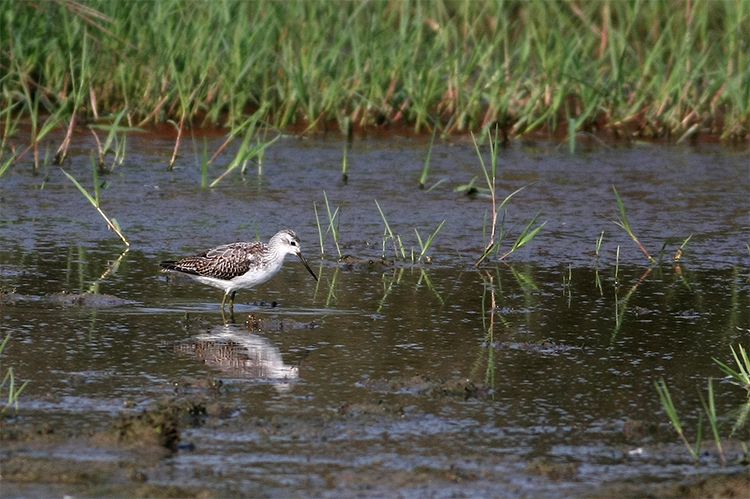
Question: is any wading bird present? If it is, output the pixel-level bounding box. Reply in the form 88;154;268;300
161;229;318;310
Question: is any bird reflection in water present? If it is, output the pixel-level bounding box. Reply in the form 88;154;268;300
184;325;298;391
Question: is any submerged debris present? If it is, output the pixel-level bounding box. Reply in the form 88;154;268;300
338;255;394;271
245;313;320;332
0;291;136;308
363;374;493;400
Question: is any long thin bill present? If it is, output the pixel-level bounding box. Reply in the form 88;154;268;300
297;253;319;281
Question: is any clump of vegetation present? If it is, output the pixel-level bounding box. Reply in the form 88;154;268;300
1;334;29;416
313;191;343;260
0;0;747;146
375;199;445;264
469;129;545;266
655;344;750;466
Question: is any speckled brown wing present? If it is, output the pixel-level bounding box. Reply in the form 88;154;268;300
162;242;267;280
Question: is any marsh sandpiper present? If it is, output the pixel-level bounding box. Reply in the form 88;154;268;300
160;229;318;310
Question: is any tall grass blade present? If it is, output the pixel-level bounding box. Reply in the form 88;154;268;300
713;344;750;392
612;185;654;264
699;378;726;466
419;128;437;189
323;192;342;259
655;378;700;461
414;219;446;263
60;168;129;247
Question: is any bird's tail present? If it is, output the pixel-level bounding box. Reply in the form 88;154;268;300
160;261;179;272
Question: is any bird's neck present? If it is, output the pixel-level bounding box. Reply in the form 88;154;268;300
262;246;286;269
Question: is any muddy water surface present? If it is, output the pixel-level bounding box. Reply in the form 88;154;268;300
1;134;749;497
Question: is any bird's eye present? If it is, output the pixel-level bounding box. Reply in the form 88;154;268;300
290;240;297;246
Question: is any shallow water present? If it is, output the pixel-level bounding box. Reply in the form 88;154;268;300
1;133;749;496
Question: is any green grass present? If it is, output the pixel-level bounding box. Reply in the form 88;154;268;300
714;344;750;394
655;378;702;462
1;0;748;141
375;199;407;261
320;191;342;259
418;129;437;189
656;344;750;465
612;185;655;264
375;199;445;264
471;129;545;265
0;334;29;415
61;158;129;246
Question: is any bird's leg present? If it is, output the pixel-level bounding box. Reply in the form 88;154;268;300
221;292;228;310
230;291;237;309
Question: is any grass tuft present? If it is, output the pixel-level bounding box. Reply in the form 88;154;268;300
1;1;747;139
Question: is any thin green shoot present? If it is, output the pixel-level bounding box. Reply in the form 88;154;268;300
612;185;655;264
60;162;129;247
699;378;726;466
200;138;209;189
730;403;750;438
674;234;693;262
56;32;89;165
562;264;572;287
595;231;605;258
614;245;621;285
210;133;279;188
472;130;499;262
713;344;750;393
567;118;577;154
498;213;547;261
88;109;139;170
323;191;342;259
374;199;406;260
419;128;437;189
313;201;325;256
475;185;528;265
1;101;22;155
341;117;352;184
655;378;701;462
0;154;14;178
16;66;66;172
396;235;406;260
414;219;445;263
425;178;447;192
167;117;184;171
113;133;127;168
0;334;29;415
206;104;270;165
